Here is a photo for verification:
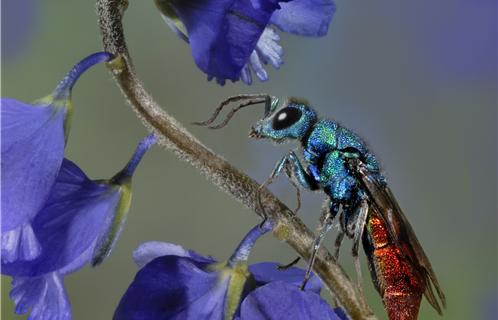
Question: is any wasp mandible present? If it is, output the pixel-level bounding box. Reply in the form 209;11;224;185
195;94;446;320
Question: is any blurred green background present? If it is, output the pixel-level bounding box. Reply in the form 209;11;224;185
2;1;496;319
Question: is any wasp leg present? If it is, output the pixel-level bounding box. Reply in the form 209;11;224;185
285;169;303;214
319;199;342;257
277;257;301;270
275;198;331;271
283;151;320;192
300;203;340;290
340;207;355;238
333;230;345;260
300;216;333;290
257;151;318;217
352;199;369;295
330;230;343;308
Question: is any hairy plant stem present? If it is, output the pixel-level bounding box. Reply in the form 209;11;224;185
96;1;376;319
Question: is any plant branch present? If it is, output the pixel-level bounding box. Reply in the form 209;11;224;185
96;1;376;319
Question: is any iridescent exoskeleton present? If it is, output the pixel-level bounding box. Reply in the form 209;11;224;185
196;95;446;320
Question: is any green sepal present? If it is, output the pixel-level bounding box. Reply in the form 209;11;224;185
91;181;132;266
154;0;188;38
32;94;74;143
207;261;251;320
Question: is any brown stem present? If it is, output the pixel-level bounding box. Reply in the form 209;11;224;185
96;1;376;319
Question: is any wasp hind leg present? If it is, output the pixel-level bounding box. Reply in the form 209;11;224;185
278;198;339;272
333;228;345;260
351;199;369;297
300;201;340;290
277;256;301;270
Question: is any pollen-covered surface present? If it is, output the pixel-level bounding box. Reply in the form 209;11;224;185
365;213;425;320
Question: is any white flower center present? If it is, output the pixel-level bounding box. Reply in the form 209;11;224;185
240;27;284;85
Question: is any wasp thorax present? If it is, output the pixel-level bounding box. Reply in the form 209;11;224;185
272;107;302;130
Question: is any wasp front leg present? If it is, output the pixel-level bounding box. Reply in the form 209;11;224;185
257;151;319;217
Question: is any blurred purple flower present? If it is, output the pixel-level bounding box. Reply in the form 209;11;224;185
2;134;156;320
480;286;498;320
1;0;38;61
1;52;113;263
114;221;346;319
155;0;336;85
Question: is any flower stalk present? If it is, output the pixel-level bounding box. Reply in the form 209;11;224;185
53;52;114;100
96;1;376;319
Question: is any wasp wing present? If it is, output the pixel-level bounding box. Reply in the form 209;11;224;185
348;159;446;314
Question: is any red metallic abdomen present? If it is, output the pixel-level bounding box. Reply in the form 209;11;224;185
363;212;426;320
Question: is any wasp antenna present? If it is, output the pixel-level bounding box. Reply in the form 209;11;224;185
207;96;271;129
192;96;238;126
193;94;271;127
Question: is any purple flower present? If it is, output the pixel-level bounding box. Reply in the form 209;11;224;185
239;281;348;320
155;0;336;85
2;134;157;320
114;221;345;319
1;52;113;263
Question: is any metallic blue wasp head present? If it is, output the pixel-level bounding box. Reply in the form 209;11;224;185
249;98;317;143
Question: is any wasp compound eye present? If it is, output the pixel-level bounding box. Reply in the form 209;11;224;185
272;107;302;130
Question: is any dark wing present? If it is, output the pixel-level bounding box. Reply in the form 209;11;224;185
347;159;446;314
